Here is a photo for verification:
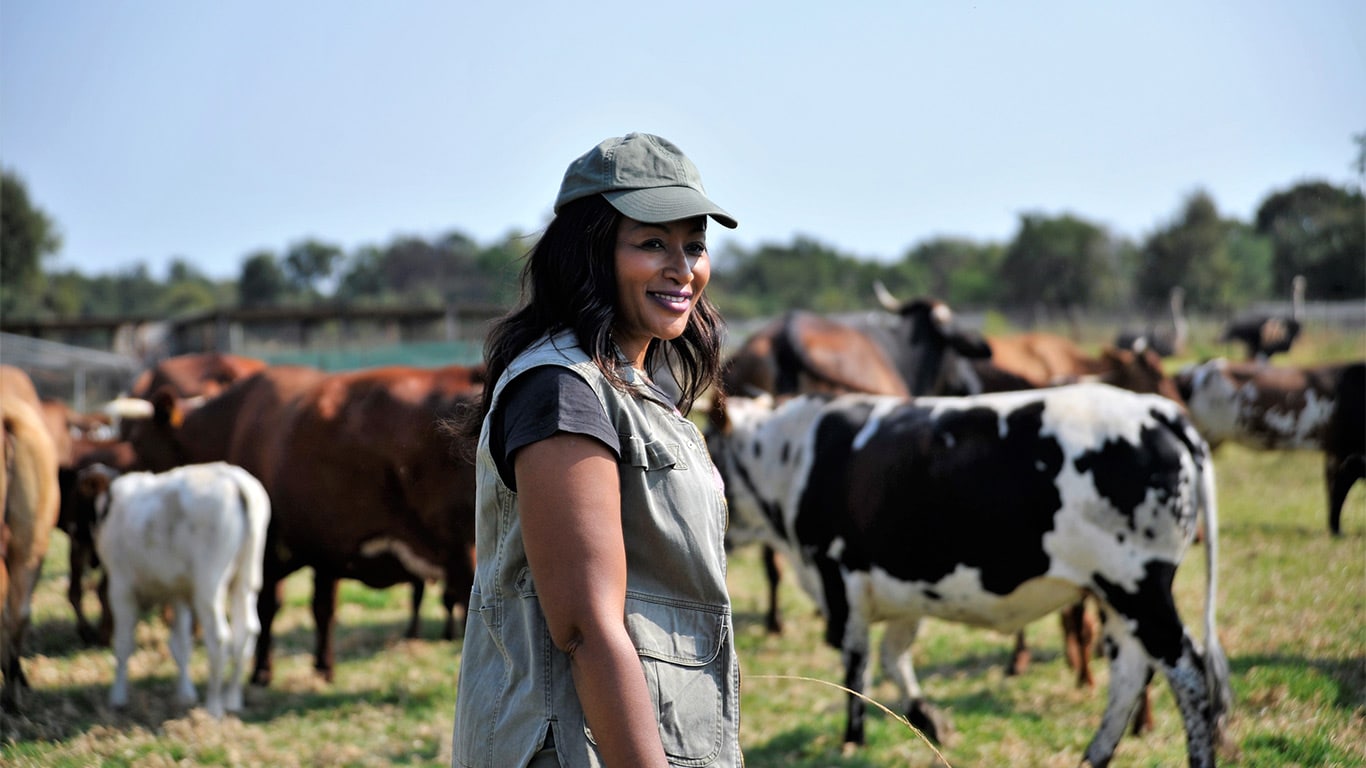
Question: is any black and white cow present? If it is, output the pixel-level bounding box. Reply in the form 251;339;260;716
709;384;1230;767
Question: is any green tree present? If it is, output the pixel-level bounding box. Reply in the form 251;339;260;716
476;231;532;308
159;257;229;314
1255;180;1365;299
335;245;389;305
711;237;870;317
897;237;1007;307
80;264;161;315
999;213;1112;311
1;169;62;316
283;239;343;300
1137;191;1240;312
239;250;288;308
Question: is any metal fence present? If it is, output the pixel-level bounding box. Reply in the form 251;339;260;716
0;332;144;412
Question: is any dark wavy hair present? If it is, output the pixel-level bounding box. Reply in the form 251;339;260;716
448;194;724;447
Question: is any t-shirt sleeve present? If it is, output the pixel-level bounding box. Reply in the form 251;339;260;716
490;365;620;491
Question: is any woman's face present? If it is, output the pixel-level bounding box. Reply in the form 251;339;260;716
612;215;711;367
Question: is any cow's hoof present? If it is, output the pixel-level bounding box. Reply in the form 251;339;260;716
907;699;953;744
316;665;335;683
250;669;272;687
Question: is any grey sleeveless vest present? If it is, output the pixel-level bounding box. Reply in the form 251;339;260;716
452;331;742;767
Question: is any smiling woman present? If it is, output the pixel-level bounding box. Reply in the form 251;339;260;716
446;133;743;768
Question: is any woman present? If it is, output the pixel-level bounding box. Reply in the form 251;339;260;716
451;133;743;768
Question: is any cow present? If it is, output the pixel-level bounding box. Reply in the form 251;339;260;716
719;293;991;632
974;339;1184;710
125;363;482;685
721;308;1176;701
707;385;1230;767
1177;358;1364;534
58;436;141;645
974;333;1184;403
1;386;62;712
83;461;270;718
128;351;268;402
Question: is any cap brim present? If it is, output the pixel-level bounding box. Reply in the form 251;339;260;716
603;186;738;229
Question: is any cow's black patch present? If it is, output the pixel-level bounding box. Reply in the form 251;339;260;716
1075;419;1185;528
1093;560;1184;666
799;399;1064;596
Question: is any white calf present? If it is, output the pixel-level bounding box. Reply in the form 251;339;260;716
86;461;270;718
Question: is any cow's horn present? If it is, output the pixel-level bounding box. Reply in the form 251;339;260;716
873;280;901;312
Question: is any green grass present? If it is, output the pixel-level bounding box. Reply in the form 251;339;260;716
3;416;1363;766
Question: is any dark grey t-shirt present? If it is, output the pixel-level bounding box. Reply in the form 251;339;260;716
490;365;620;491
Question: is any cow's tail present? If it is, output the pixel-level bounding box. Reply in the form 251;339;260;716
1197;446;1232;738
228;467;269;595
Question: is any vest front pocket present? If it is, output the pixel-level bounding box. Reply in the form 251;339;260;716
625;595;730;765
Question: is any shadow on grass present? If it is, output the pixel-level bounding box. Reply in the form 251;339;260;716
1229;652;1366;711
0;661;452;746
741;725;896;768
24;608;459;668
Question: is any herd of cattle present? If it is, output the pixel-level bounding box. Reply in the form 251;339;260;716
1;287;1361;767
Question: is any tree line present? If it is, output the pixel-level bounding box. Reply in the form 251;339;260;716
3;139;1362;326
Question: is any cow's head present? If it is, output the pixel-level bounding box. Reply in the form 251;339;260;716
1097;347;1186;406
75;463;121;526
873;282;992;396
120;387;196;472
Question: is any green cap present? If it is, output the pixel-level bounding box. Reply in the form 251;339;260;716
554;132;738;228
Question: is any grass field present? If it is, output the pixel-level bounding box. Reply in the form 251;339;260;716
2;446;1361;767
2;344;1363;766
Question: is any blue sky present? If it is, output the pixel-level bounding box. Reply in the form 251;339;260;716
2;1;1363;281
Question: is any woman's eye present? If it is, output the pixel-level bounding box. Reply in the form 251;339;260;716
687;242;708;256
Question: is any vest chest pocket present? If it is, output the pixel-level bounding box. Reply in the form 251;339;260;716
621;435;688;472
623;595;730;765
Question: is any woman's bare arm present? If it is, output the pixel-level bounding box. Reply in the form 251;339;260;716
517;432;669;767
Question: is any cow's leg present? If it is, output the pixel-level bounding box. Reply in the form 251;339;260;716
169;601;200;709
1061;596;1096;688
96;572;113;646
68;540;99;645
1090;576;1225;768
1327;452;1364;536
405;580;423;639
226;568;260;713
762;545;784;634
107;580;137;710
195;579;232;718
841;643;872;746
440;577;466;641
1007;628;1030;676
881;617;950;743
1;565;35;710
311;569;339;682
251;574;284;687
1083;612;1154;768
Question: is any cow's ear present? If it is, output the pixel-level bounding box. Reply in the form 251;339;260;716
150;387;182;428
947;329;993;359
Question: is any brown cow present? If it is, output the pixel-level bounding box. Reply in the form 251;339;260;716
126;363;482;685
2;385;62;712
128;352;268;401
